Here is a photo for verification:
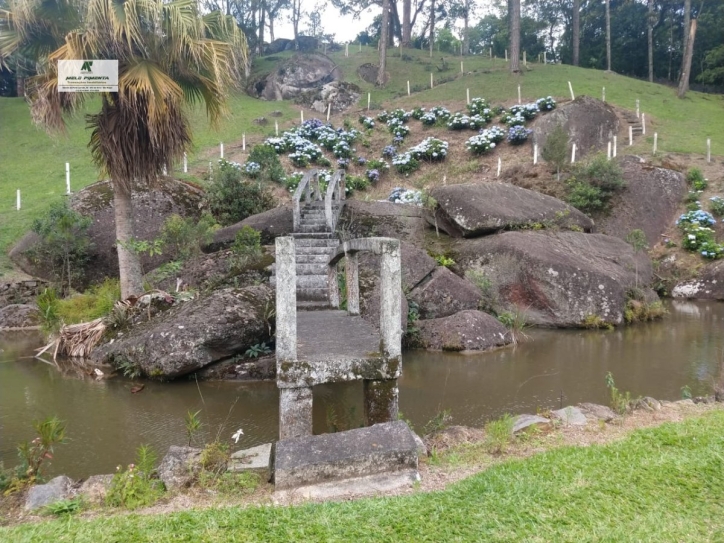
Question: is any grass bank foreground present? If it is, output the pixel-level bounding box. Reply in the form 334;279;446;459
3;409;724;542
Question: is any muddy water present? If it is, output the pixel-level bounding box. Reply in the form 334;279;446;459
1;300;722;479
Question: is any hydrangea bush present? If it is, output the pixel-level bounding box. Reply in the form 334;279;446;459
507;125;532;145
466;134;497;155
389;187;423;206
501;112;526;126
244;161;261;177
510;103;540;120
481;126;506;143
409;137;448;161
358;116;375;129
710;196;724;217
676;210;723;259
536;96;557;111
467;97;490;116
392;152;420;174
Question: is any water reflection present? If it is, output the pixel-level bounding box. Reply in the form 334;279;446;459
1;300;722;478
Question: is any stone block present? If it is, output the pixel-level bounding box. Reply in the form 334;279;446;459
25;475;74;511
229;443;272;481
512;414;551;434
78;474;114;504
578;403;617;422
551;406;587;426
274;420;418;491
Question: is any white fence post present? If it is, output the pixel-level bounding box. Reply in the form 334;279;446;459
533;143;538;165
636;99;640;118
613;136;617;158
497;157;501;177
242;134;246;151
220;142;224;158
183;152;188;173
642;113;646;135
707;138;711;162
65;162;70;195
571;143;577;164
517;85;521;104
629;126;633;146
568;81;575;100
16;189;20;210
653;133;658;155
407;81;410;96
602;87;606;102
466;88;470;105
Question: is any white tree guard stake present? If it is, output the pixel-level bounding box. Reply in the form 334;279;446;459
568;81;575;100
517;85;521;104
367;93;371;111
326;102;331;122
544;51;547;63
460;60;464;73
430;73;433;88
466;88;470;104
642;113;646;135
183;153;188;173
571;143;577;164
16;189;20;211
220;142;224;158
300;110;304;123
345;43;349;57
505;49;508;61
613;136;617;157
607;141;612;160
489;47;492;58
533;143;538;165
162;164;167;176
707;138;711;162
65;162;70;195
602;87;606;102
636;99;640;118
538;53;541;63
275;121;279;136
653;133;658;154
359;42;361;52
523;51;527;66
497;157;502;177
407;81;410;96
242;134;246;151
629;126;633;146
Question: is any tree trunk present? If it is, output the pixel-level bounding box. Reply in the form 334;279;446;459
510;0;521;73
292;0;301;49
268;10;275;42
647;0;654;82
258;0;266;56
463;4;469;56
680;0;691;79
378;0;389;86
429;0;435;58
677;18;697;98
402;0;411;47
572;0;580;66
605;0;612;71
113;188;144;299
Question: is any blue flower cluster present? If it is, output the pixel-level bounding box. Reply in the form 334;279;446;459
466;133;497;155
366;169;380;183
677;209;716;227
358;116;375;129
244;161;261;177
408;137;449;161
481;125;506;143
507;125;532;144
509;103;540;120
536;96;557;111
382;145;397;158
388;187;423;206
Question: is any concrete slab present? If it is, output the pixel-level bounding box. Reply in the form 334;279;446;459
274;421;418;491
512;414;551;434
274;470;420;503
229;443;272;481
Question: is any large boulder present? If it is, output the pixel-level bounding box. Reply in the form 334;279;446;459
452;231;655;327
532;95;619;157
0;304;40;330
408;267;482;319
416;310;510;352
428;182;593;238
93;285;274;379
305;81;362;114
157;446;202;490
9;178;204;287
253;53;340;101
672;261;724;300
206;206;293;252
25;475;75;511
595;156;687;245
336;200;429;245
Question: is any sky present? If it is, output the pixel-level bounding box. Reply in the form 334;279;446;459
274;4;377;42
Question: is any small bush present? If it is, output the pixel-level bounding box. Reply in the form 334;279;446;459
42;497;84;517
605;372;631;415
542;124;569;178
206;159;276;226
709;196;724;217
161;213;219;261
485;414;514;454
200;441;230;476
106;445;163;509
686;168;707;191
565;180;605;214
246;146;285;183
55;278;121;324
565;154;625;214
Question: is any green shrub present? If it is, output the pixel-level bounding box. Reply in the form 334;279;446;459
205;159;276;226
686;168;708;191
576;153;625;193
465;268;498;313
5;416;67;493
42;497;84;517
485;414;515;454
247;144;285;184
106;445;163;509
160;213;219;261
231;226;263;269
200;441;230;476
28;201;92;294
565;179;605;214
605;372;631;415
541;124;569;179
709;196;724;217
54;278;121;324
36;288;61;333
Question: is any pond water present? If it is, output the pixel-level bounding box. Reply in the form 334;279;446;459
1;299;722;479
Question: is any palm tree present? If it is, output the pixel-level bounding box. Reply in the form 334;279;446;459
2;0;249;298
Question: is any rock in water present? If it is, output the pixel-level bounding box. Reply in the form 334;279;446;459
453;231;656;327
93;286;274;379
415;310;511;352
429;183;593;238
408;268;483;319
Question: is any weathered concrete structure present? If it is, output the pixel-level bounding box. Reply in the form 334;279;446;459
275;236;403;439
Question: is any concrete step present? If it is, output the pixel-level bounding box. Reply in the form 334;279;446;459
297;275;327;289
298;226;330;234
297;288;329;302
298;300;333;311
270;263;328;275
292;232;336;239
297;254;332;264
296;246;335;255
299;220;328;227
295;238;339;247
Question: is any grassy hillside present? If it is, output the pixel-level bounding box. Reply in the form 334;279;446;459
1;46;723;277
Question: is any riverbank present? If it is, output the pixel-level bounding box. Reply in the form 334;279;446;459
2;400;722;541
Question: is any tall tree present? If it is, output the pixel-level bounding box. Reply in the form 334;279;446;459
647;0;655;81
10;0;248;298
402;0;411;46
265;0;289;42
291;0;302;47
378;0;389;85
678;16;697;97
509;0;521;72
605;0;611;71
680;0;691;78
572;0;580;65
429;0;435;57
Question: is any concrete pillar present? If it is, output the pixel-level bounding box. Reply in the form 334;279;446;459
346;252;360;316
279;387;313;439
328;262;340;309
379;241;402;359
364;379;399;425
275;237;296;364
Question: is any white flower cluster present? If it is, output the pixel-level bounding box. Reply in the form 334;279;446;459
388;187;423;206
408;137;449;161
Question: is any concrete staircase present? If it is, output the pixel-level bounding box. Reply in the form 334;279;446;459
621;111;644;141
271;201;342;309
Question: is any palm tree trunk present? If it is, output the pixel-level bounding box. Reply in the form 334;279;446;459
378;0;389;86
677;18;697;98
114;188;144;299
510;0;521;73
647;0;654;82
572;0;580;66
605;0;612;71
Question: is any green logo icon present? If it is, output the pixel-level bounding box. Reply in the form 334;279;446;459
80;61;93;73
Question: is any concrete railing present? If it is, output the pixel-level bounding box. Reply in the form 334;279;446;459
327;238;402;360
292;169;321;231
324;170;346;232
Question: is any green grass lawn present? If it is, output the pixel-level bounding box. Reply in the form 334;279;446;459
1;48;723;276
3;411;724;542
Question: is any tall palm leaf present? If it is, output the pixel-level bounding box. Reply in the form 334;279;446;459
11;0;248;297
